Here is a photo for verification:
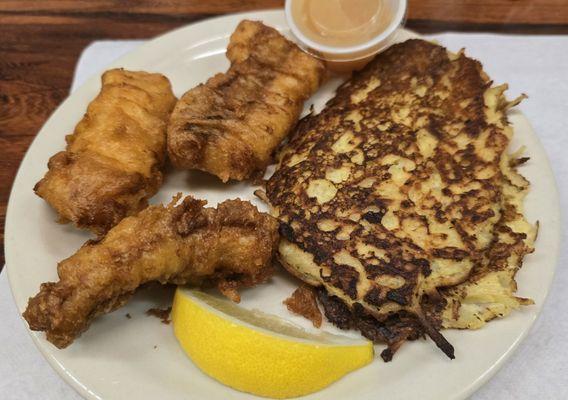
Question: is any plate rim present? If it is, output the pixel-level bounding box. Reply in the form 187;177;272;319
4;9;562;400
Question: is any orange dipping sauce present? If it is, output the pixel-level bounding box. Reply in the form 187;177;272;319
291;0;392;48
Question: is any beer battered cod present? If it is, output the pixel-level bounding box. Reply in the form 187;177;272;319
24;195;279;348
267;39;535;359
35;69;177;235
167;20;326;182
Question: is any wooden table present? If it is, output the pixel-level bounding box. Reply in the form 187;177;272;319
1;0;567;266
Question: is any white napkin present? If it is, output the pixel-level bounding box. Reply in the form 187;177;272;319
1;33;567;400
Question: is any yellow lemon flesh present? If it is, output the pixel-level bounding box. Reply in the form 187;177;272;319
172;287;374;399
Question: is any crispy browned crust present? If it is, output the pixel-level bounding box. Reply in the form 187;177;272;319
267;39;520;359
283;284;322;328
316;156;534;360
23;195;279;348
34;69;177;235
438;158;536;329
167;20;326;182
317;289;425;362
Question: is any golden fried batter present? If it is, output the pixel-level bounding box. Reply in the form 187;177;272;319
23;195;279;348
167;20;326;182
35;69;177;234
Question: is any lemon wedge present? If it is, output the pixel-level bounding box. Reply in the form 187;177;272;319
172;287;374;399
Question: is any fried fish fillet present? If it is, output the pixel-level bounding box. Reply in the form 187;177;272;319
35;69;177;235
267;39;530;358
23;195;279;348
167;20;326;182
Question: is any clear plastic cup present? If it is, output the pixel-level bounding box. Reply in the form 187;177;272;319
285;0;408;72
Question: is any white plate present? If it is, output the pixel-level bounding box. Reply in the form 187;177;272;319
5;9;561;400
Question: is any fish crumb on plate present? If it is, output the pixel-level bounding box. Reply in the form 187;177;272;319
284;284;323;328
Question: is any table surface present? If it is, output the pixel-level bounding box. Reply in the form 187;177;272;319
1;0;568;266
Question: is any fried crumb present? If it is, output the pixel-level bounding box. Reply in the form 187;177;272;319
216;280;241;303
284;285;322;328
146;307;172;324
254;189;270;204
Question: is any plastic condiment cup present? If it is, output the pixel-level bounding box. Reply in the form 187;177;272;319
285;0;408;72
